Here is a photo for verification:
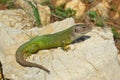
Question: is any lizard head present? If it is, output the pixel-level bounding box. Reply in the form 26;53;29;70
71;23;92;40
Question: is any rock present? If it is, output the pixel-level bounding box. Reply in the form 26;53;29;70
35;0;45;3
54;0;67;7
15;0;50;27
90;0;110;17
118;54;120;64
0;9;33;30
37;5;50;25
113;0;120;20
0;18;120;80
65;0;86;17
107;0;112;3
41;18;75;34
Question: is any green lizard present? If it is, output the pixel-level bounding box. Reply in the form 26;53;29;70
16;23;92;74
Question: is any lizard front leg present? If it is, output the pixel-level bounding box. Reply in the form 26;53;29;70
61;41;71;51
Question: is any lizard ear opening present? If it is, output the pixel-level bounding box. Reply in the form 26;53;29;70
74;28;80;33
74;25;89;34
74;26;83;33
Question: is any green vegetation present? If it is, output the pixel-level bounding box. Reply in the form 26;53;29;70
95;16;105;27
110;5;117;11
88;11;104;27
88;11;97;21
111;27;120;39
41;0;76;20
0;0;15;9
54;5;76;19
0;0;8;4
25;0;76;27
40;0;51;6
27;1;41;27
118;11;120;15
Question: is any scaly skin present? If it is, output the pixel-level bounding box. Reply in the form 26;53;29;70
16;23;92;74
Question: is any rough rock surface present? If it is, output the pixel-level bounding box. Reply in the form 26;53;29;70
0;9;33;29
65;0;86;17
37;5;50;25
0;9;50;29
15;0;51;26
90;0;110;17
118;54;120;64
0;17;120;80
54;0;67;7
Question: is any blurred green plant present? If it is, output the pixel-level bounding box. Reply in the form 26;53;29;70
54;5;76;19
111;27;120;39
0;0;8;4
118;11;120;15
40;0;51;5
95;16;105;27
41;0;76;20
27;1;41;27
0;0;15;9
88;11;97;21
110;5;116;11
88;11;105;27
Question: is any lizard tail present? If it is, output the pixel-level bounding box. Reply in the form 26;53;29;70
15;51;50;74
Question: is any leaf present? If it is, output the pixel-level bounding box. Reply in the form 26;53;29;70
28;1;41;27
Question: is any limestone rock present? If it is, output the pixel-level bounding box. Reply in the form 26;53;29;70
0;18;120;80
15;0;50;27
65;0;86;17
0;9;33;29
118;54;120;64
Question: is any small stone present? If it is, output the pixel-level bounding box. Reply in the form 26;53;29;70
90;0;110;17
37;5;50;26
55;0;67;7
